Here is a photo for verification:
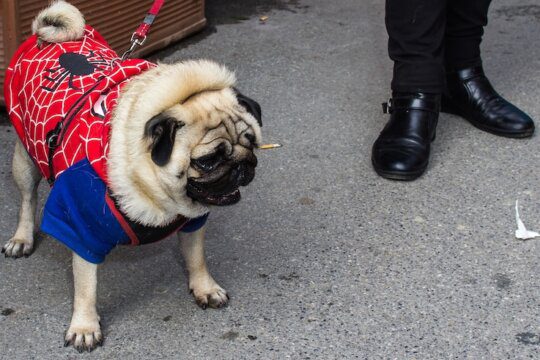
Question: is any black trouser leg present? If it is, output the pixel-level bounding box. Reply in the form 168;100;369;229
444;0;492;70
386;0;447;93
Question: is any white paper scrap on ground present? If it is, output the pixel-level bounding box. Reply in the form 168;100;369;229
515;200;540;240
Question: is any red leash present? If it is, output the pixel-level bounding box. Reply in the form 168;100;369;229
121;0;165;60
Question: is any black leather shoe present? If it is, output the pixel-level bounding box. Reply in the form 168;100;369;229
372;93;440;181
442;66;534;138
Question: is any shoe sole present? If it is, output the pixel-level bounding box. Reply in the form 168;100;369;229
441;101;534;139
371;157;427;181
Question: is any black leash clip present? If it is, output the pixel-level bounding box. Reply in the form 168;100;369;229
46;122;63;150
45;122;64;184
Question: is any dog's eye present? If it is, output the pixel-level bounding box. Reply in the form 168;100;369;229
244;133;256;145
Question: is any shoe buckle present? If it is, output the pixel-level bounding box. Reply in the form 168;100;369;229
382;98;393;114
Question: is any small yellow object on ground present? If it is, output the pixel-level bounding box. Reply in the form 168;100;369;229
258;143;282;150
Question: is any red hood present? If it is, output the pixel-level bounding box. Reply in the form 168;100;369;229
4;25;155;183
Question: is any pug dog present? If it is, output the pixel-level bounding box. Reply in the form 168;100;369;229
2;0;262;352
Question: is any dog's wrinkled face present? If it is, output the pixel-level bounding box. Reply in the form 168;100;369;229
144;88;262;207
107;60;262;225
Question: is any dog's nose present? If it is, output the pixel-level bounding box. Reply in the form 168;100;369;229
243;152;258;167
234;160;256;186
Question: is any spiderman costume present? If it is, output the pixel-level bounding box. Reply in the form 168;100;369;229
4;26;208;264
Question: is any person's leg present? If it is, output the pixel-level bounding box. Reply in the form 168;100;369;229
372;0;446;181
442;0;534;138
444;0;490;70
387;0;447;93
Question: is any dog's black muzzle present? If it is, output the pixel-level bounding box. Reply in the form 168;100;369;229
186;156;257;206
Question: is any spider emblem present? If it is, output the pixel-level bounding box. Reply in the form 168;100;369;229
41;51;110;92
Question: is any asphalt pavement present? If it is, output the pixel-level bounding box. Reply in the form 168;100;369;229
1;0;539;358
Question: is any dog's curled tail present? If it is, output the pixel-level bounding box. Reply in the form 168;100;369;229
32;0;85;43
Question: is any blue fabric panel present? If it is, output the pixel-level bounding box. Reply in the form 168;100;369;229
41;159;129;264
40;158;210;263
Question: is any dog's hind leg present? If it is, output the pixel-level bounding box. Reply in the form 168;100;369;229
2;140;41;258
64;253;102;352
179;225;229;309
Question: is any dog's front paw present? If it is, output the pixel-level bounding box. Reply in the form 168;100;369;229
2;238;33;258
64;318;102;353
190;276;229;309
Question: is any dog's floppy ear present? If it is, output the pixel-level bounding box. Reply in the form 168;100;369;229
234;89;262;127
144;113;183;166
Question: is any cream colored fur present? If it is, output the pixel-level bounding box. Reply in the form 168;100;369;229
108;60;262;226
65;253;102;350
2;140;41;257
179;226;229;308
32;0;85;43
